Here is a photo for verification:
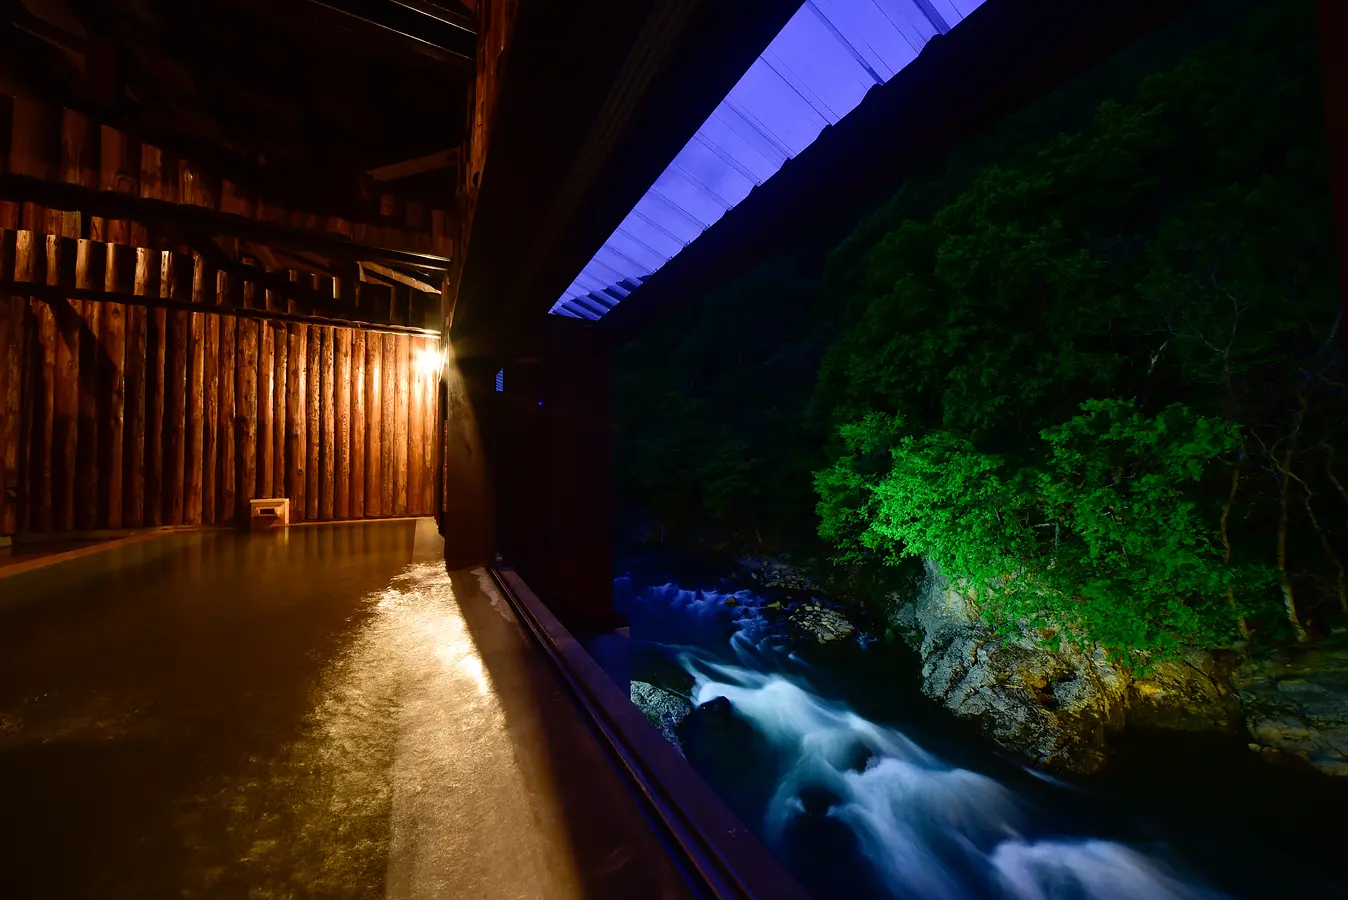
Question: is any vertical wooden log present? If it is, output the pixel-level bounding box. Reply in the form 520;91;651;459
185;307;205;525
408;337;425;516
366;331;382;516
140;144;170;201
306;325;320;520
145;257;167;526
202;313;218;525
99;249;126;528
335;328;351;519
218;316;236;523
381;333;395;516
351;330;366;519
163;255;188;526
30;297;55;531
287;323;306;520
52;255;79;531
178;158;217;209
96;126;139;245
74;284;99;530
60;109;95;238
124;250;154;527
0;294;23;534
320;326;335;520
394;334;409;517
423;340;438;516
236;318;258;521
272;323;287;506
257;318;274;498
63;111;95;524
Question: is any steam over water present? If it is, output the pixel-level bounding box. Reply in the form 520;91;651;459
625;580;1227;900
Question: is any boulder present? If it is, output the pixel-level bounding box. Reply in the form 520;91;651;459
788;603;858;644
1236;641;1348;776
630;680;693;755
738;555;820;593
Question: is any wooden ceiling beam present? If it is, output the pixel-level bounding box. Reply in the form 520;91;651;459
386;0;477;35
302;0;475;66
0;172;452;269
361;260;441;294
368;147;459;182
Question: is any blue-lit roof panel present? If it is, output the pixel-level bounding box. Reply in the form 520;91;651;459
550;0;986;319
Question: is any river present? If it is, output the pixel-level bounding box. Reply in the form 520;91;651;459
616;563;1348;900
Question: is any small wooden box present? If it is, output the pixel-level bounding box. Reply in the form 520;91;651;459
249;498;290;529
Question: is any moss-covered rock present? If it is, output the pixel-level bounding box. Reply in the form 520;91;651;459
898;563;1244;773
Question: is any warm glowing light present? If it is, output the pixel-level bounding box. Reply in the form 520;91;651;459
415;344;443;378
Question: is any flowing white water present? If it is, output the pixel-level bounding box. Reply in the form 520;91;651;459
629;581;1226;900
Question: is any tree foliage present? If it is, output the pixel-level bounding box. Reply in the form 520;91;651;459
615;0;1344;659
813;0;1341;657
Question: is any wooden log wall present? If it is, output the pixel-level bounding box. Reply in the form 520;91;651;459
0;276;439;533
0;92;455;258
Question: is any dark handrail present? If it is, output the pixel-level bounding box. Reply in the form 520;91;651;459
489;565;811;900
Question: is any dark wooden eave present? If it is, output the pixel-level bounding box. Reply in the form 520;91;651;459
448;0;801;361
591;0;1205;346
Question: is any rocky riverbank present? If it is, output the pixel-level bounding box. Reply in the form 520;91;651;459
896;562;1348;776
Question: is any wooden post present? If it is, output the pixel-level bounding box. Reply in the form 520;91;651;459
217;315;236;523
287;323;306;520
141;148;167;526
409;337;425;516
381;332;395;516
164;254;188;526
351;330;366;519
52;241;79;532
236;318;258;521
64;111;97;524
75;321;99;528
306;324;320;520
335;328;351;519
0;294;23;534
320;326;335;519
73;244;100;530
60;109;95;238
366;331;382;516
96;125;139;245
423;340;438;515
125;248;154;527
145;259;167;527
257;317;274;498
272;323;287;507
440;344;491;570
203;312;218;525
100;247;127;528
185;306;205;525
394;333;409;516
30;296;56;532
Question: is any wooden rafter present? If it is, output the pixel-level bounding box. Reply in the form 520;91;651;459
360;261;441;294
368;147;460;182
